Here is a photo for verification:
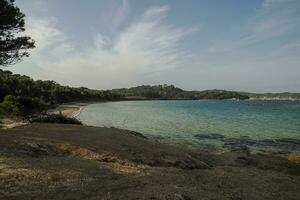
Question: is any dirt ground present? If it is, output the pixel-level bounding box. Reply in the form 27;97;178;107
0;123;299;200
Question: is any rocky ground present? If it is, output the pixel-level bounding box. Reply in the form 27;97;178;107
0;123;299;200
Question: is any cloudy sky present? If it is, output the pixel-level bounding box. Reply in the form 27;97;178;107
8;0;300;92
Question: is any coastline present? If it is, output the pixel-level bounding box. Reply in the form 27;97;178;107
47;102;94;118
0;123;299;200
1;100;300;199
0;102;91;129
248;97;300;101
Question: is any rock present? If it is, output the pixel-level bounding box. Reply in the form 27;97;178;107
276;138;300;145
222;137;257;146
236;156;256;166
166;194;192;200
174;156;212;170
19;142;51;157
128;130;147;139
194;133;225;140
224;144;250;153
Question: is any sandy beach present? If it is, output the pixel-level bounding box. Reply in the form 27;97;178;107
0;103;88;129
47;102;92;118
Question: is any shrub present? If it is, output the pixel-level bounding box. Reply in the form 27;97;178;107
29;114;82;125
0;95;49;117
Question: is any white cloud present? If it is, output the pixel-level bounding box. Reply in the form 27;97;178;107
112;0;129;29
11;0;300;92
282;41;300;50
208;0;300;52
14;4;195;89
208;44;232;53
26;17;67;51
10;0;73;80
94;33;111;50
241;0;299;44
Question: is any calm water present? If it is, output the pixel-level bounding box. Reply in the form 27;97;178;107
77;100;300;152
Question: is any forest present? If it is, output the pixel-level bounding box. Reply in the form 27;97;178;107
111;85;250;100
0;69;121;116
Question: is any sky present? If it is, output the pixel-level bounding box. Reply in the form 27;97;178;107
6;0;300;92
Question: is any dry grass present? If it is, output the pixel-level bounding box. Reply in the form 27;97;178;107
1;124;299;200
288;152;300;163
52;143;147;174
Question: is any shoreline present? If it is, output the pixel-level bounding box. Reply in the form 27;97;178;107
71;106;84;118
47;102;95;118
51;99;300;118
0;102;92;129
45;98;300;120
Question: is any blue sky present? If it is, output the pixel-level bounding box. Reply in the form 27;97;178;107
8;0;300;92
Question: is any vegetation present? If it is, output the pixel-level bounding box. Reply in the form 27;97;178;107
112;85;184;99
112;85;300;100
29;114;82;125
241;92;300;100
193;90;250;100
0;95;47;116
0;71;249;118
111;84;250;100
0;0;35;66
0;69;121;117
2;70;299;119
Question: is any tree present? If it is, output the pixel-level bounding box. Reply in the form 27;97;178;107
0;0;35;66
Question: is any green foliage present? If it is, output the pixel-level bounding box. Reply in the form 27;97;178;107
0;95;18;115
112;84;184;99
241;92;300;100
29;114;82;125
0;0;35;66
193;90;249;100
112;85;249;100
0;69;121;117
0;95;48;116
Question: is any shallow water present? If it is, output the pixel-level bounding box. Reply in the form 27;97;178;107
77;100;300;152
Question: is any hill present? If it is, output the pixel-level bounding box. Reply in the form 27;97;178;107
111;85;249;100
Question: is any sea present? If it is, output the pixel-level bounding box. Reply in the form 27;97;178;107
77;100;300;153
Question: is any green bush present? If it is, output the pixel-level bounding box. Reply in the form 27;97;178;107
29;114;82;125
0;95;49;117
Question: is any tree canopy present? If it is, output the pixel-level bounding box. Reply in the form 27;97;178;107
0;69;121;117
111;85;250;100
0;0;35;66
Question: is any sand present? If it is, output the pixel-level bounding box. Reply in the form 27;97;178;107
0;118;28;129
0;103;87;130
46;102;93;118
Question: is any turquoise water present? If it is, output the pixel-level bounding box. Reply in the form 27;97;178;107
77;100;300;152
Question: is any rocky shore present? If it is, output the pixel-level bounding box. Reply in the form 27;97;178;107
0;123;299;200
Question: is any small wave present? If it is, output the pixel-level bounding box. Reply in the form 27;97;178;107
72;107;84;118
